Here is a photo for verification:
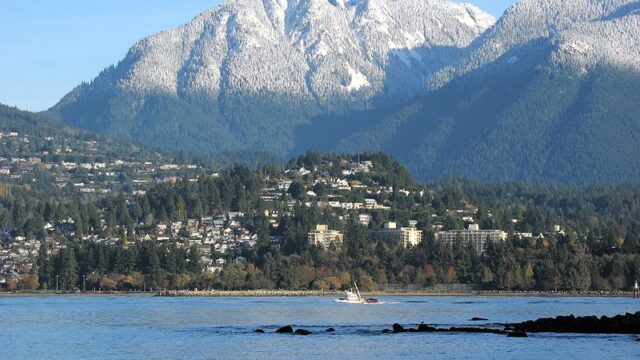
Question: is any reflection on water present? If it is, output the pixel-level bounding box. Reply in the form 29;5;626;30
0;295;638;359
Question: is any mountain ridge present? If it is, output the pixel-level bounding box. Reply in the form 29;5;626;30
49;0;640;185
334;0;640;184
50;0;494;156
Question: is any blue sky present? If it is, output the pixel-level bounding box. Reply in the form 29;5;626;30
0;0;516;112
460;0;516;17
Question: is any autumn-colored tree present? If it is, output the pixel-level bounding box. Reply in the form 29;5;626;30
422;264;437;286
481;267;495;285
99;276;117;291
311;279;328;290
324;276;341;290
6;277;18;291
117;275;139;291
357;269;374;291
293;265;316;289
522;264;535;289
22;274;39;290
442;266;458;284
174;273;192;289
337;271;352;289
86;273;101;291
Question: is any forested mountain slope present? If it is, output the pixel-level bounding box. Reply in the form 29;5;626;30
336;0;640;184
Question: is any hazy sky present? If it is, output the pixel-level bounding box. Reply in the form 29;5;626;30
0;0;516;112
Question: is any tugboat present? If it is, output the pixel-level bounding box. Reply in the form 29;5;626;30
335;282;380;304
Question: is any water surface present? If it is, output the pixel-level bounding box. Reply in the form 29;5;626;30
1;295;639;359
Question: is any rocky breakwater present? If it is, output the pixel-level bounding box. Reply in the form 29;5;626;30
382;312;640;337
512;312;640;334
260;312;640;339
382;323;512;336
262;325;328;336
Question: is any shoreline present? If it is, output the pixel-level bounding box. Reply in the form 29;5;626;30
366;290;636;298
156;289;636;298
0;291;156;298
1;289;635;298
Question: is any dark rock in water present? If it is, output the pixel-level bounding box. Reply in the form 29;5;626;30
294;329;312;336
276;325;294;334
417;324;436;332
507;330;528;338
392;323;405;333
325;328;336;333
471;317;489;321
514;311;640;334
255;329;265;333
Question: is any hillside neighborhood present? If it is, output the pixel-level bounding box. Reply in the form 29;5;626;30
1;151;557;290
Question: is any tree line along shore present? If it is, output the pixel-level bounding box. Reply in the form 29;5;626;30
158;289;636;297
1;289;637;297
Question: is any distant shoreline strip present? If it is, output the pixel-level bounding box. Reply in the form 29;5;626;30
0;290;635;298
155;290;635;298
156;290;338;297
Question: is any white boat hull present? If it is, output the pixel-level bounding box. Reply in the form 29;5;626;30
334;299;366;304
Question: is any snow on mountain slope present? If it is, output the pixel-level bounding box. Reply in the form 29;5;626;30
50;0;495;156
429;0;640;89
331;0;640;185
90;0;494;108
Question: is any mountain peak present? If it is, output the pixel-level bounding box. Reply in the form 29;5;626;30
116;0;495;98
51;0;494;155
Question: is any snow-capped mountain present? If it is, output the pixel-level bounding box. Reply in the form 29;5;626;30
333;0;640;184
118;0;492;104
430;0;640;88
50;0;493;155
50;0;640;184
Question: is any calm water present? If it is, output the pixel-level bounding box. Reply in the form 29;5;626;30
1;295;639;359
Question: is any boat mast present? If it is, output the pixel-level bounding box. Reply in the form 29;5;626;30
354;281;362;301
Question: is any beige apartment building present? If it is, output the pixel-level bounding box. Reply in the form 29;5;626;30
435;224;507;254
369;222;423;248
308;225;343;249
